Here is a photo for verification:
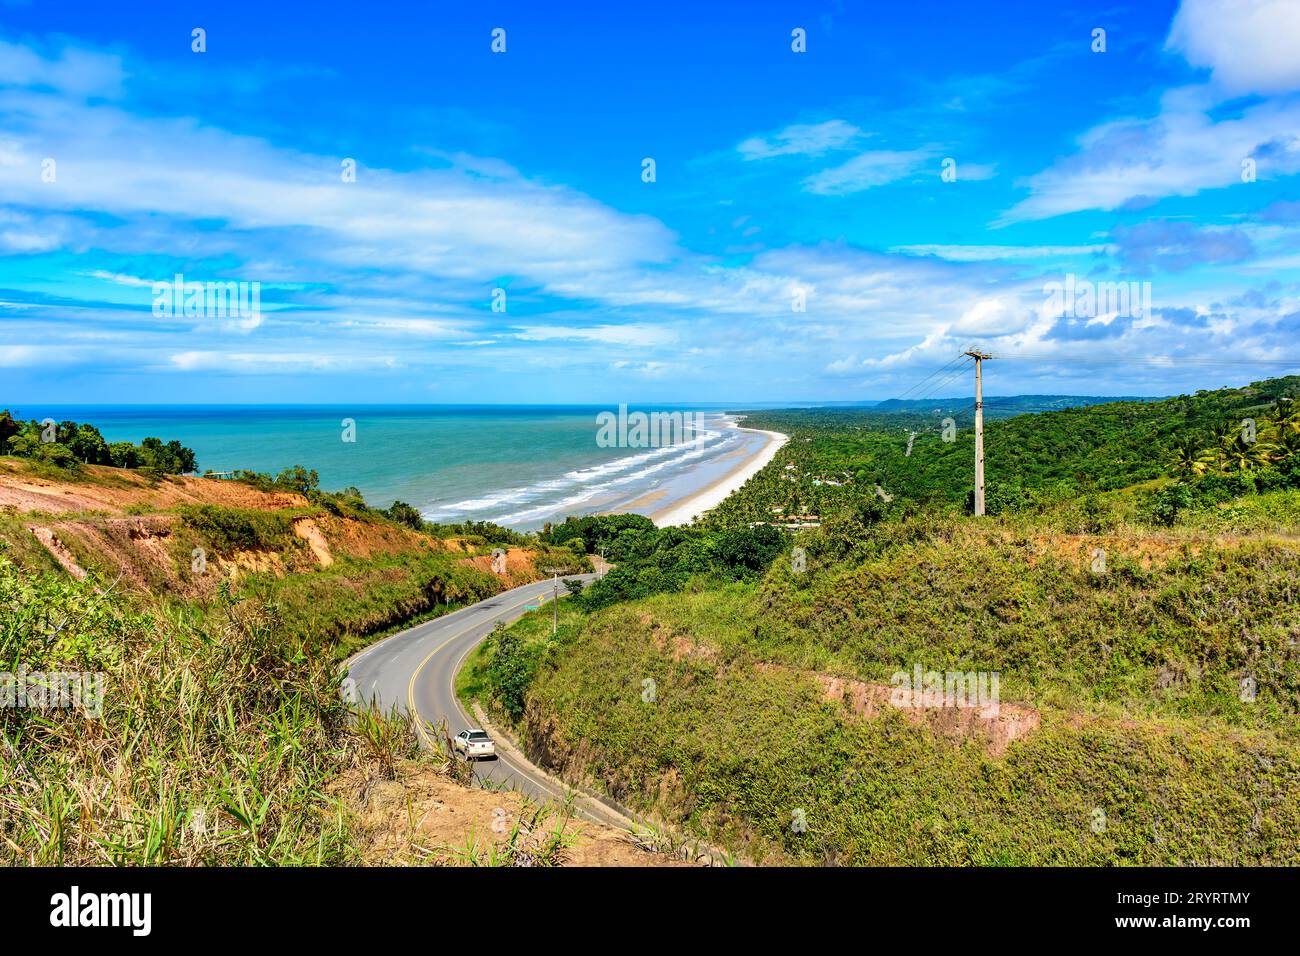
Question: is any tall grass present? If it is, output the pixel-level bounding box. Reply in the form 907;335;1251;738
0;549;417;865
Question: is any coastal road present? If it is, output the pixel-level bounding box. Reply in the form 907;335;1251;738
344;574;631;827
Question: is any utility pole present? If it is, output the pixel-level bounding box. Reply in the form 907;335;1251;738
964;350;994;516
542;566;564;635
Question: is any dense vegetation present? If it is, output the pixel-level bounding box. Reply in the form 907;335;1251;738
703;375;1300;526
467;375;1300;865
0;410;196;474
0;548;423;864
539;513;785;611
523;588;1300;864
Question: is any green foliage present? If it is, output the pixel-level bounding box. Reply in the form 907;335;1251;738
572;519;785;612
1150;484;1192;526
176;504;296;553
520;580;1300;865
233;552;503;659
705;375;1300;527
426;519;530;546
0;410;196;474
484;623;543;722
539;513;656;554
385;500;425;530
0;549;415;865
275;464;320;495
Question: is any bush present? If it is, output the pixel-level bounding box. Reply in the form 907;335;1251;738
1150;484;1192;526
485;623;542;721
177;505;293;553
275;465;320;495
386;500;425;530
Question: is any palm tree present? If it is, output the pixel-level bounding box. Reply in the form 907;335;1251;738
1219;432;1278;471
1167;438;1213;479
1275;424;1300;459
1276;407;1300;440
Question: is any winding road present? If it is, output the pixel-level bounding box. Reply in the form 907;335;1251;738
344;574;631;828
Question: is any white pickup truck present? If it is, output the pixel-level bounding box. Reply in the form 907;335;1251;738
452;728;496;760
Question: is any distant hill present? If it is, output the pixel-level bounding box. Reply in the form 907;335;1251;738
872;394;1157;417
719;374;1300;520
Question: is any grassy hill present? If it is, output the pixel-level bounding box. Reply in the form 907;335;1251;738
0;453;605;865
706;374;1300;525
466;376;1300;865
0;456;586;659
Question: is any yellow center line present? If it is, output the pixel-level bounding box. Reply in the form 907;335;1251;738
406;586;552;748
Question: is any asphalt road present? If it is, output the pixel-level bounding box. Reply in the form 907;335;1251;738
344;573;628;826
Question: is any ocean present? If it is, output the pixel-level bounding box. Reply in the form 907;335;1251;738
15;404;771;530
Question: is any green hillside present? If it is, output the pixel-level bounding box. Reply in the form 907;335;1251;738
469;375;1300;865
705;375;1300;525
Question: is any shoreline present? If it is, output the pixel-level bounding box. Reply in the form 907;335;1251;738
649;421;788;527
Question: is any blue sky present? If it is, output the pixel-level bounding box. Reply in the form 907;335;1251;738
2;0;1299;404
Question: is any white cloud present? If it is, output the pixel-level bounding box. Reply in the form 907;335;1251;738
0;88;679;284
802;149;935;195
737;120;863;160
951;295;1036;335
0;38;124;97
513;324;677;347
169;351;400;372
610;360;671;377
1167;0;1300;95
82;270;155;287
894;244;1113;261
950;162;997;181
1000;87;1300;223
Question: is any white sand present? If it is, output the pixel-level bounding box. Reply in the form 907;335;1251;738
651;422;788;527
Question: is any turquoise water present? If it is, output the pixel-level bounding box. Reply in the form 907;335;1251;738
17;405;766;529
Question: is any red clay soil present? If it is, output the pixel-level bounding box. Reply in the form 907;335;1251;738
0;459;306;514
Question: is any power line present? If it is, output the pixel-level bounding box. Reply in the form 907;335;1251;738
890;353;971;403
909;358;975;405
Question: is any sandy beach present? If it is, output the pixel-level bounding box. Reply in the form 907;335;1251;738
650;421;788;526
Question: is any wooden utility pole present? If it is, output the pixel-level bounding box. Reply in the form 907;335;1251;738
965;350;993;516
542;567;564;635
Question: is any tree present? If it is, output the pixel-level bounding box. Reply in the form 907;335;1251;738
166;439;197;473
67;424;110;464
1219;433;1277;472
1167;438;1213;479
386;500;424;529
34;442;79;469
1151;484;1192;526
275;465;320;495
108;442;140;468
0;410;18;454
484;624;540;721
